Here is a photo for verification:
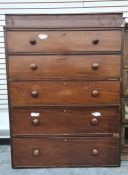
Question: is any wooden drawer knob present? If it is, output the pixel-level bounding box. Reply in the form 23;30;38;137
92;148;98;156
92;62;99;70
32;118;39;126
30;63;37;70
91;118;98;125
31;90;38;97
30;38;36;45
33;149;40;157
92;90;99;97
92;39;99;45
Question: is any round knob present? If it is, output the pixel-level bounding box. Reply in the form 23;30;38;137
92;39;99;45
92;148;98;156
33;149;40;157
91;118;98;125
92;63;99;70
30;38;36;45
32;118;39;126
31;90;38;97
30;63;37;70
92;90;99;97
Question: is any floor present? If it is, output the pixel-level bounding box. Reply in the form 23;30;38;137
0;145;128;175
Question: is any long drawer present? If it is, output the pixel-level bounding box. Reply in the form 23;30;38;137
12;137;120;167
11;107;120;136
10;81;120;106
6;30;122;53
8;55;121;81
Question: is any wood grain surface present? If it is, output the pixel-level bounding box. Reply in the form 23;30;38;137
6;30;122;53
11;107;120;136
12;137;120;167
8;55;121;81
9;81;120;106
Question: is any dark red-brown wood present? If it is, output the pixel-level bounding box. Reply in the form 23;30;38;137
6;30;122;53
9;81;120;106
8;55;121;81
5;14;123;168
11;107;120;136
12;137;120;167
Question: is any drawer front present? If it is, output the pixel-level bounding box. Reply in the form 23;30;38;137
11;107;120;136
6;30;122;53
12;137;120;167
10;81;120;106
8;55;121;81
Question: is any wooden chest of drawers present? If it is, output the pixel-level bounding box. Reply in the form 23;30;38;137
5;14;124;167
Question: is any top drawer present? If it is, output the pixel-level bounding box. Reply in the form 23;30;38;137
6;30;122;53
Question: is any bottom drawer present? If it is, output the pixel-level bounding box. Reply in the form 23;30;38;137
12;137;120;167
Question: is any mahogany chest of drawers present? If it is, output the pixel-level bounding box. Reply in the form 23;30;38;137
5;13;124;167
